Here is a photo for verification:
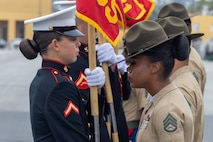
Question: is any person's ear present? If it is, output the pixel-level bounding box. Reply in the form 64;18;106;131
51;39;60;51
151;62;161;74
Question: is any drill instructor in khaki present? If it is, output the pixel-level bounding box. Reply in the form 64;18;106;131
158;2;207;94
124;20;194;142
157;16;204;142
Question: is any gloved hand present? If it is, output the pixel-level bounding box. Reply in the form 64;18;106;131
116;54;127;75
84;67;105;88
96;43;117;66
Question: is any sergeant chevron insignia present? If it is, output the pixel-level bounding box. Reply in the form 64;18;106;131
163;113;177;132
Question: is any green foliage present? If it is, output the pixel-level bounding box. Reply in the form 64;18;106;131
188;0;213;12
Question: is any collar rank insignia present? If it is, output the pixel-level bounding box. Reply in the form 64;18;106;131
64;100;79;117
75;72;89;89
64;66;68;72
84;46;88;52
163;113;177;133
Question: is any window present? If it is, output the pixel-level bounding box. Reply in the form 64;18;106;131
193;23;200;31
211;24;213;32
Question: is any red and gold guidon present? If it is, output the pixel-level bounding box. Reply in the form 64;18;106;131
76;0;124;47
121;0;155;27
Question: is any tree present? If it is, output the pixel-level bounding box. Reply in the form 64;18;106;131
188;0;213;13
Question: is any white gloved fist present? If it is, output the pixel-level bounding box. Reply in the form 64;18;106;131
96;43;117;66
116;54;127;75
84;67;105;88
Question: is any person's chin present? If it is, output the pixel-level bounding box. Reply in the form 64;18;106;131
128;79;135;87
129;81;141;88
71;57;77;63
130;83;136;88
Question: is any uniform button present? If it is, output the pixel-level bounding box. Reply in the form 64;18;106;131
88;123;90;128
69;76;72;81
88;134;92;140
85;110;88;116
54;71;58;74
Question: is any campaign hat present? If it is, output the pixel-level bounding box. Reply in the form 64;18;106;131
157;16;204;40
124;20;183;60
158;3;199;20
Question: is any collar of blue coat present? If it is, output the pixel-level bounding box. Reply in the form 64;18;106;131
42;59;70;73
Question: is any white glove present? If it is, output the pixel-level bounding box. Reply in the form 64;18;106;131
116;54;127;75
84;67;105;88
96;43;117;66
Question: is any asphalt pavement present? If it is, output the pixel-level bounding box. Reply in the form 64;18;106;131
0;48;40;142
0;48;212;142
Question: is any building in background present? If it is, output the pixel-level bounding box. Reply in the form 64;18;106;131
0;0;212;51
191;1;213;59
0;0;52;46
149;0;213;59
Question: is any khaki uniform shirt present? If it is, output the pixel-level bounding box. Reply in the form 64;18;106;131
136;83;194;142
189;47;206;94
123;88;147;123
170;66;204;142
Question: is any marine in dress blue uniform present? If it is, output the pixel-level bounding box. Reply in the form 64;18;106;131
69;42;130;142
52;2;130;141
30;59;90;142
19;6;94;142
